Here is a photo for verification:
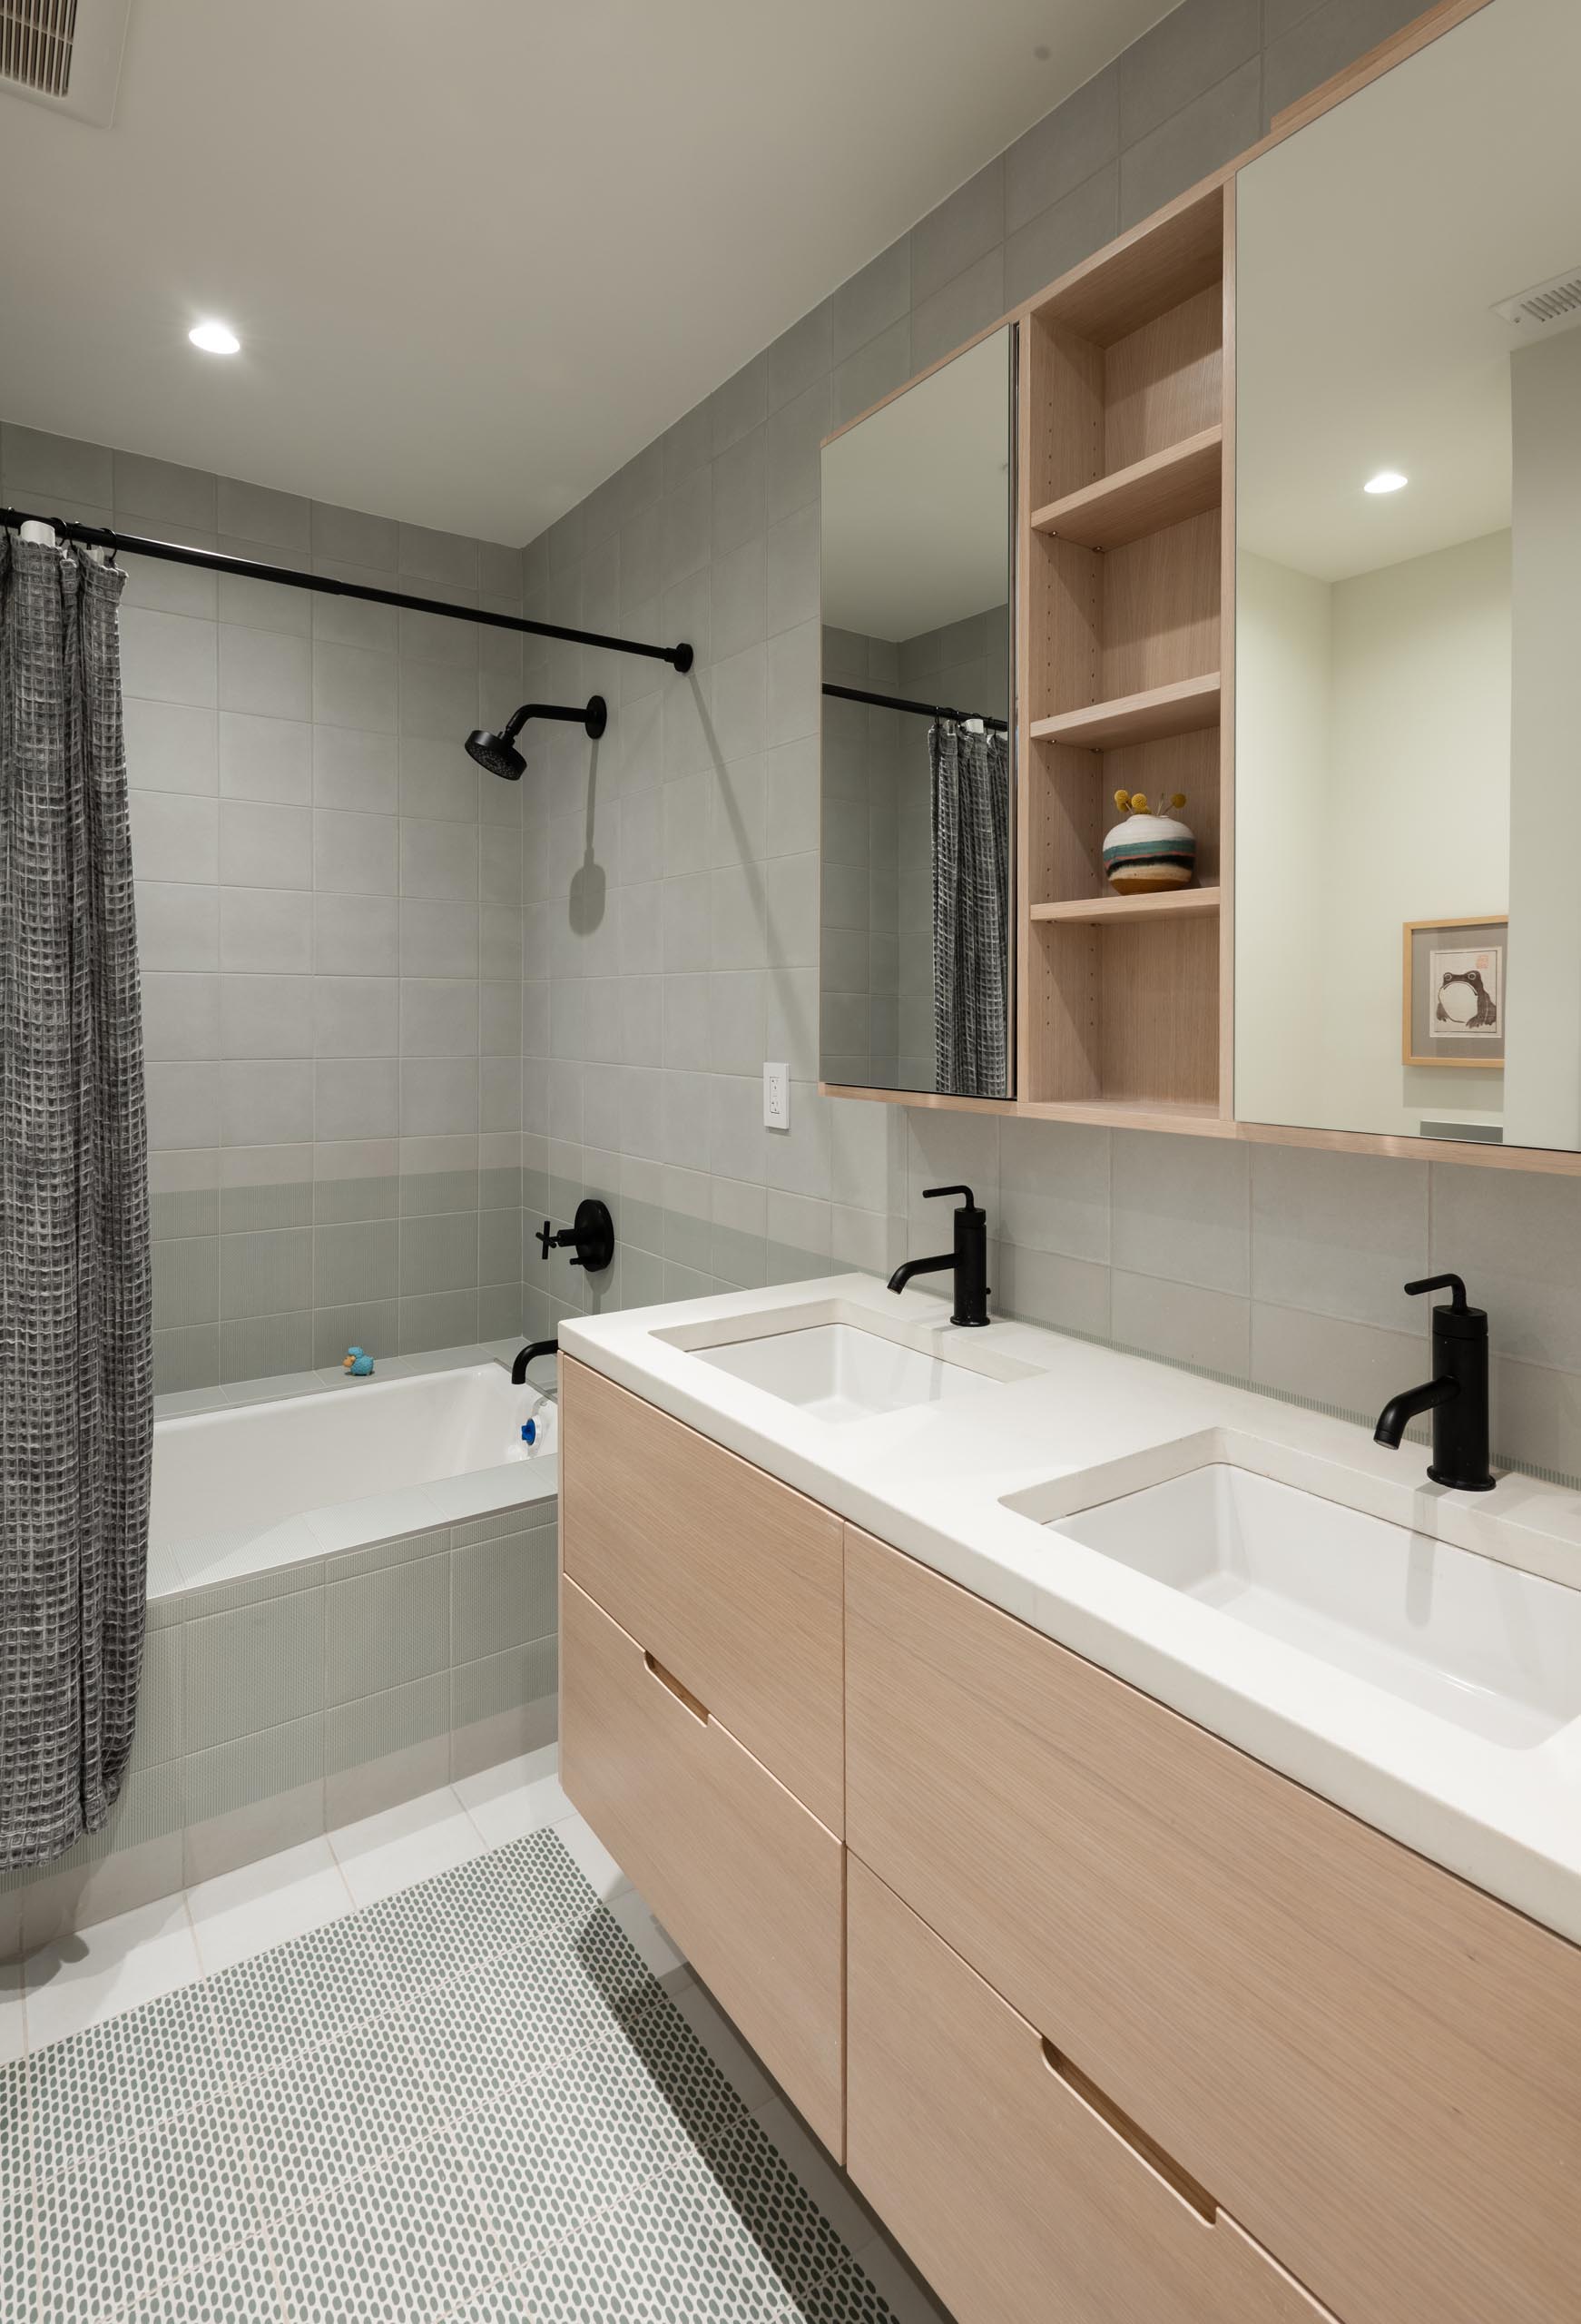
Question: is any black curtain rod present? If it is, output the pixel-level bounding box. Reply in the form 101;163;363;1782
1;507;694;673
822;680;1007;734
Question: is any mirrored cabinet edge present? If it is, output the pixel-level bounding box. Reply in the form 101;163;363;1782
817;0;1581;1178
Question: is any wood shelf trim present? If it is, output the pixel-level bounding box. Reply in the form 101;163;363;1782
1016;1096;1232;1136
1031;886;1220;925
1031;674;1222;751
1031;428;1223;550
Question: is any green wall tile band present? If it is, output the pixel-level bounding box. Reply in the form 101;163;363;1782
182;1714;325;1826
398;1170;479;1219
325;1674;451;1775
152;1238;220;1331
185;1588;327;1751
129;1628;186;1770
151;1187;221;1241
152;1324;221;1398
219;1180;313;1234
219;1228;314;1321
219;1312;313;1385
313;1174;400;1226
324;1555;450;1706
451;1534;557;1666
450;1636;557;1730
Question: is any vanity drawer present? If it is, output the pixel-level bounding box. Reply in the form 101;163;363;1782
844;1525;1581;2324
560;1358;843;1831
559;1573;844;2155
847;1856;1336;2324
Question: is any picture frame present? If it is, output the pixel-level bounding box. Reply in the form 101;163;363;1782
1402;916;1507;1068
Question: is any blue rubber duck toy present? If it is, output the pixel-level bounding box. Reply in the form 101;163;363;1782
342;1345;375;1378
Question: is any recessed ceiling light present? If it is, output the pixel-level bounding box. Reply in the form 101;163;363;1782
1364;470;1408;495
189;320;241;356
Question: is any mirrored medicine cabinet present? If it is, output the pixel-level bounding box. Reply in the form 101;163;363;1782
818;326;1016;1100
1235;0;1581;1158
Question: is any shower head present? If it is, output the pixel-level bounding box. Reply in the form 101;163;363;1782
464;695;607;781
465;724;528;780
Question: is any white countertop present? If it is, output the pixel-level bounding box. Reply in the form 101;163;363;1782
560;1273;1581;1946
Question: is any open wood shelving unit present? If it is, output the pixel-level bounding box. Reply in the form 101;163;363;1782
1016;182;1233;1128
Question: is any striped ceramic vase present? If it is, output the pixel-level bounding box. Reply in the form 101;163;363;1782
1101;809;1196;896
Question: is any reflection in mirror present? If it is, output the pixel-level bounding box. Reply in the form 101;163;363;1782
820;326;1015;1097
1235;0;1581;1153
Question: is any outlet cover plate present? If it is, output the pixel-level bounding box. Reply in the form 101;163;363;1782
763;1062;790;1130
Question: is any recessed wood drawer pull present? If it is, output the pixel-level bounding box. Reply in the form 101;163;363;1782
1041;2038;1217;2222
643;1650;710;1724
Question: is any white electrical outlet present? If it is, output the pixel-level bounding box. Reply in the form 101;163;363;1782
763;1061;790;1129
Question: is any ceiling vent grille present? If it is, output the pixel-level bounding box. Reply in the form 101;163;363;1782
0;0;76;96
1493;267;1581;335
0;0;126;124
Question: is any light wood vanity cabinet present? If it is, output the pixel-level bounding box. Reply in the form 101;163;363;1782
847;1856;1335;2324
561;1373;1581;2324
844;1524;1581;2324
559;1574;844;2152
558;1357;846;2152
559;1358;843;1831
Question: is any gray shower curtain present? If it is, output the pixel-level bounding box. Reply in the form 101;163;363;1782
0;533;151;1869
930;719;1009;1097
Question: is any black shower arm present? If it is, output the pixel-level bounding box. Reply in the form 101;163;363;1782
501;701;602;739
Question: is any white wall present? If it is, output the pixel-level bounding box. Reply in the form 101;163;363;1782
1238;533;1511;1137
1234;551;1331;1125
1503;330;1581;1151
1325;530;1510;1136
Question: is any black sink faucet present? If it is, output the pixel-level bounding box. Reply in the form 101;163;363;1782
885;1185;990;1327
511;1338;558;1386
1372;1274;1495;1492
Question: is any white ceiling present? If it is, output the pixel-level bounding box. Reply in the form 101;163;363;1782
0;0;1166;546
821;329;1011;640
1237;0;1581;584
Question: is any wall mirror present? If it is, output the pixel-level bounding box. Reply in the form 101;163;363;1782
1235;0;1581;1154
819;325;1016;1098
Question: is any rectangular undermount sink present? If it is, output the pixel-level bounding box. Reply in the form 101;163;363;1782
1047;1463;1581;1748
654;1298;1037;1424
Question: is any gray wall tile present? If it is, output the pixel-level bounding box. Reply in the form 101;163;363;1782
911;158;1005;306
1119;57;1264;229
1005;64;1120;232
1005;164;1121;307
910;249;1007;375
220;713;312;804
1262;0;1433;125
1112;1130;1249;1295
1119;0;1262;144
831;316;913;431
830;238;911;368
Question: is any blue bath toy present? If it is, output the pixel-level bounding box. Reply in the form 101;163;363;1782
342;1345;375;1377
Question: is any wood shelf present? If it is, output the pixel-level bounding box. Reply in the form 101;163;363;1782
1031;674;1222;752
1019;183;1231;1117
1028;185;1224;346
1031;886;1220;926
1031;428;1223;551
1017;1097;1232;1136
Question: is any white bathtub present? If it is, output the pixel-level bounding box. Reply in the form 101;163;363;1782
150;1361;557;1592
